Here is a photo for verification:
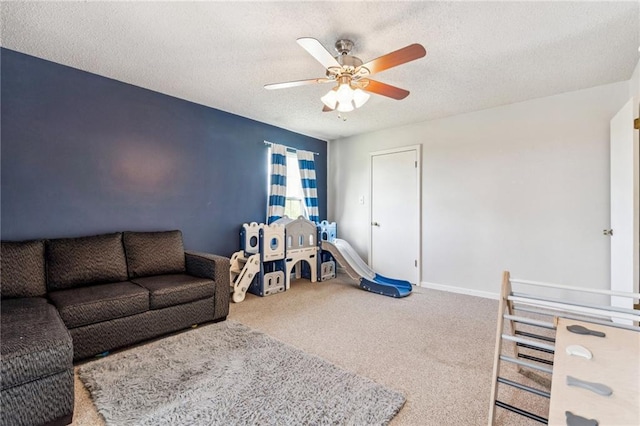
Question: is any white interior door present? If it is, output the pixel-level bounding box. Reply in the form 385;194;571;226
610;97;639;311
370;146;420;284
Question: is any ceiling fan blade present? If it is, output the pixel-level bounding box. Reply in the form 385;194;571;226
322;105;334;112
264;78;331;90
359;44;426;76
360;79;410;100
297;38;341;69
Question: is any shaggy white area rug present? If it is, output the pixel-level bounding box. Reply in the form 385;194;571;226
77;320;405;425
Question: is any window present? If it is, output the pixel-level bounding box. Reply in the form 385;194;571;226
267;147;307;220
283;152;306;219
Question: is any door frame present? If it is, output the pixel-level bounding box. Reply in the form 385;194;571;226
369;144;422;284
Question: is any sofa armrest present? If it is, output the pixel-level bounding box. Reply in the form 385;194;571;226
184;251;230;321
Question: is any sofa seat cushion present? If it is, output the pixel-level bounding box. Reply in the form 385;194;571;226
49;281;149;329
1;297;73;390
131;274;214;310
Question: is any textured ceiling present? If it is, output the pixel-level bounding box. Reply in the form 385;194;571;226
1;1;638;141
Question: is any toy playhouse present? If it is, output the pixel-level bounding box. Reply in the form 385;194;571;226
230;217;336;303
230;216;411;302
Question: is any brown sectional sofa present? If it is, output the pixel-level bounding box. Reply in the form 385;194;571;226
0;230;230;426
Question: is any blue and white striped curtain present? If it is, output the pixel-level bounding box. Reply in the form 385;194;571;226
297;150;320;223
267;143;287;224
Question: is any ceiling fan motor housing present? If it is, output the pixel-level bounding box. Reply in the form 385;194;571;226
336;54;362;68
324;39;365;84
334;39;363;70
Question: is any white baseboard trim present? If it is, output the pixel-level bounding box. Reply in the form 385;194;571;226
420;281;499;300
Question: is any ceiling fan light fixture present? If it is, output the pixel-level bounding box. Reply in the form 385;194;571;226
352;88;370;108
336;100;355;113
321;88;338;109
335;83;354;104
322;82;370;112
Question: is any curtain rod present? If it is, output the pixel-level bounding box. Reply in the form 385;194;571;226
264;141;319;156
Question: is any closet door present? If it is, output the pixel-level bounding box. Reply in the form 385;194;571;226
370;145;421;284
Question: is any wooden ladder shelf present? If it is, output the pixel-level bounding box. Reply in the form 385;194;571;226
488;271;640;425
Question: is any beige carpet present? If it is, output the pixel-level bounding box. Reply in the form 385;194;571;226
71;274;549;425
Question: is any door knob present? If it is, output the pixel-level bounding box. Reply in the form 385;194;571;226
371;222;380;227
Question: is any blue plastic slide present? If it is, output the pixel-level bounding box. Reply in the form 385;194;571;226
321;239;412;298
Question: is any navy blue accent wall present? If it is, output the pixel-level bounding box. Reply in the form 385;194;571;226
1;48;327;256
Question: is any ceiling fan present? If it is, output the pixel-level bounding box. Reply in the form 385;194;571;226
264;38;426;113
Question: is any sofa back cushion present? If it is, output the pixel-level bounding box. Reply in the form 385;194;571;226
46;233;128;291
123;230;186;278
1;240;47;298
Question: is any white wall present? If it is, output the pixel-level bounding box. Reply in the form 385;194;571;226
629;59;640;98
328;81;629;296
